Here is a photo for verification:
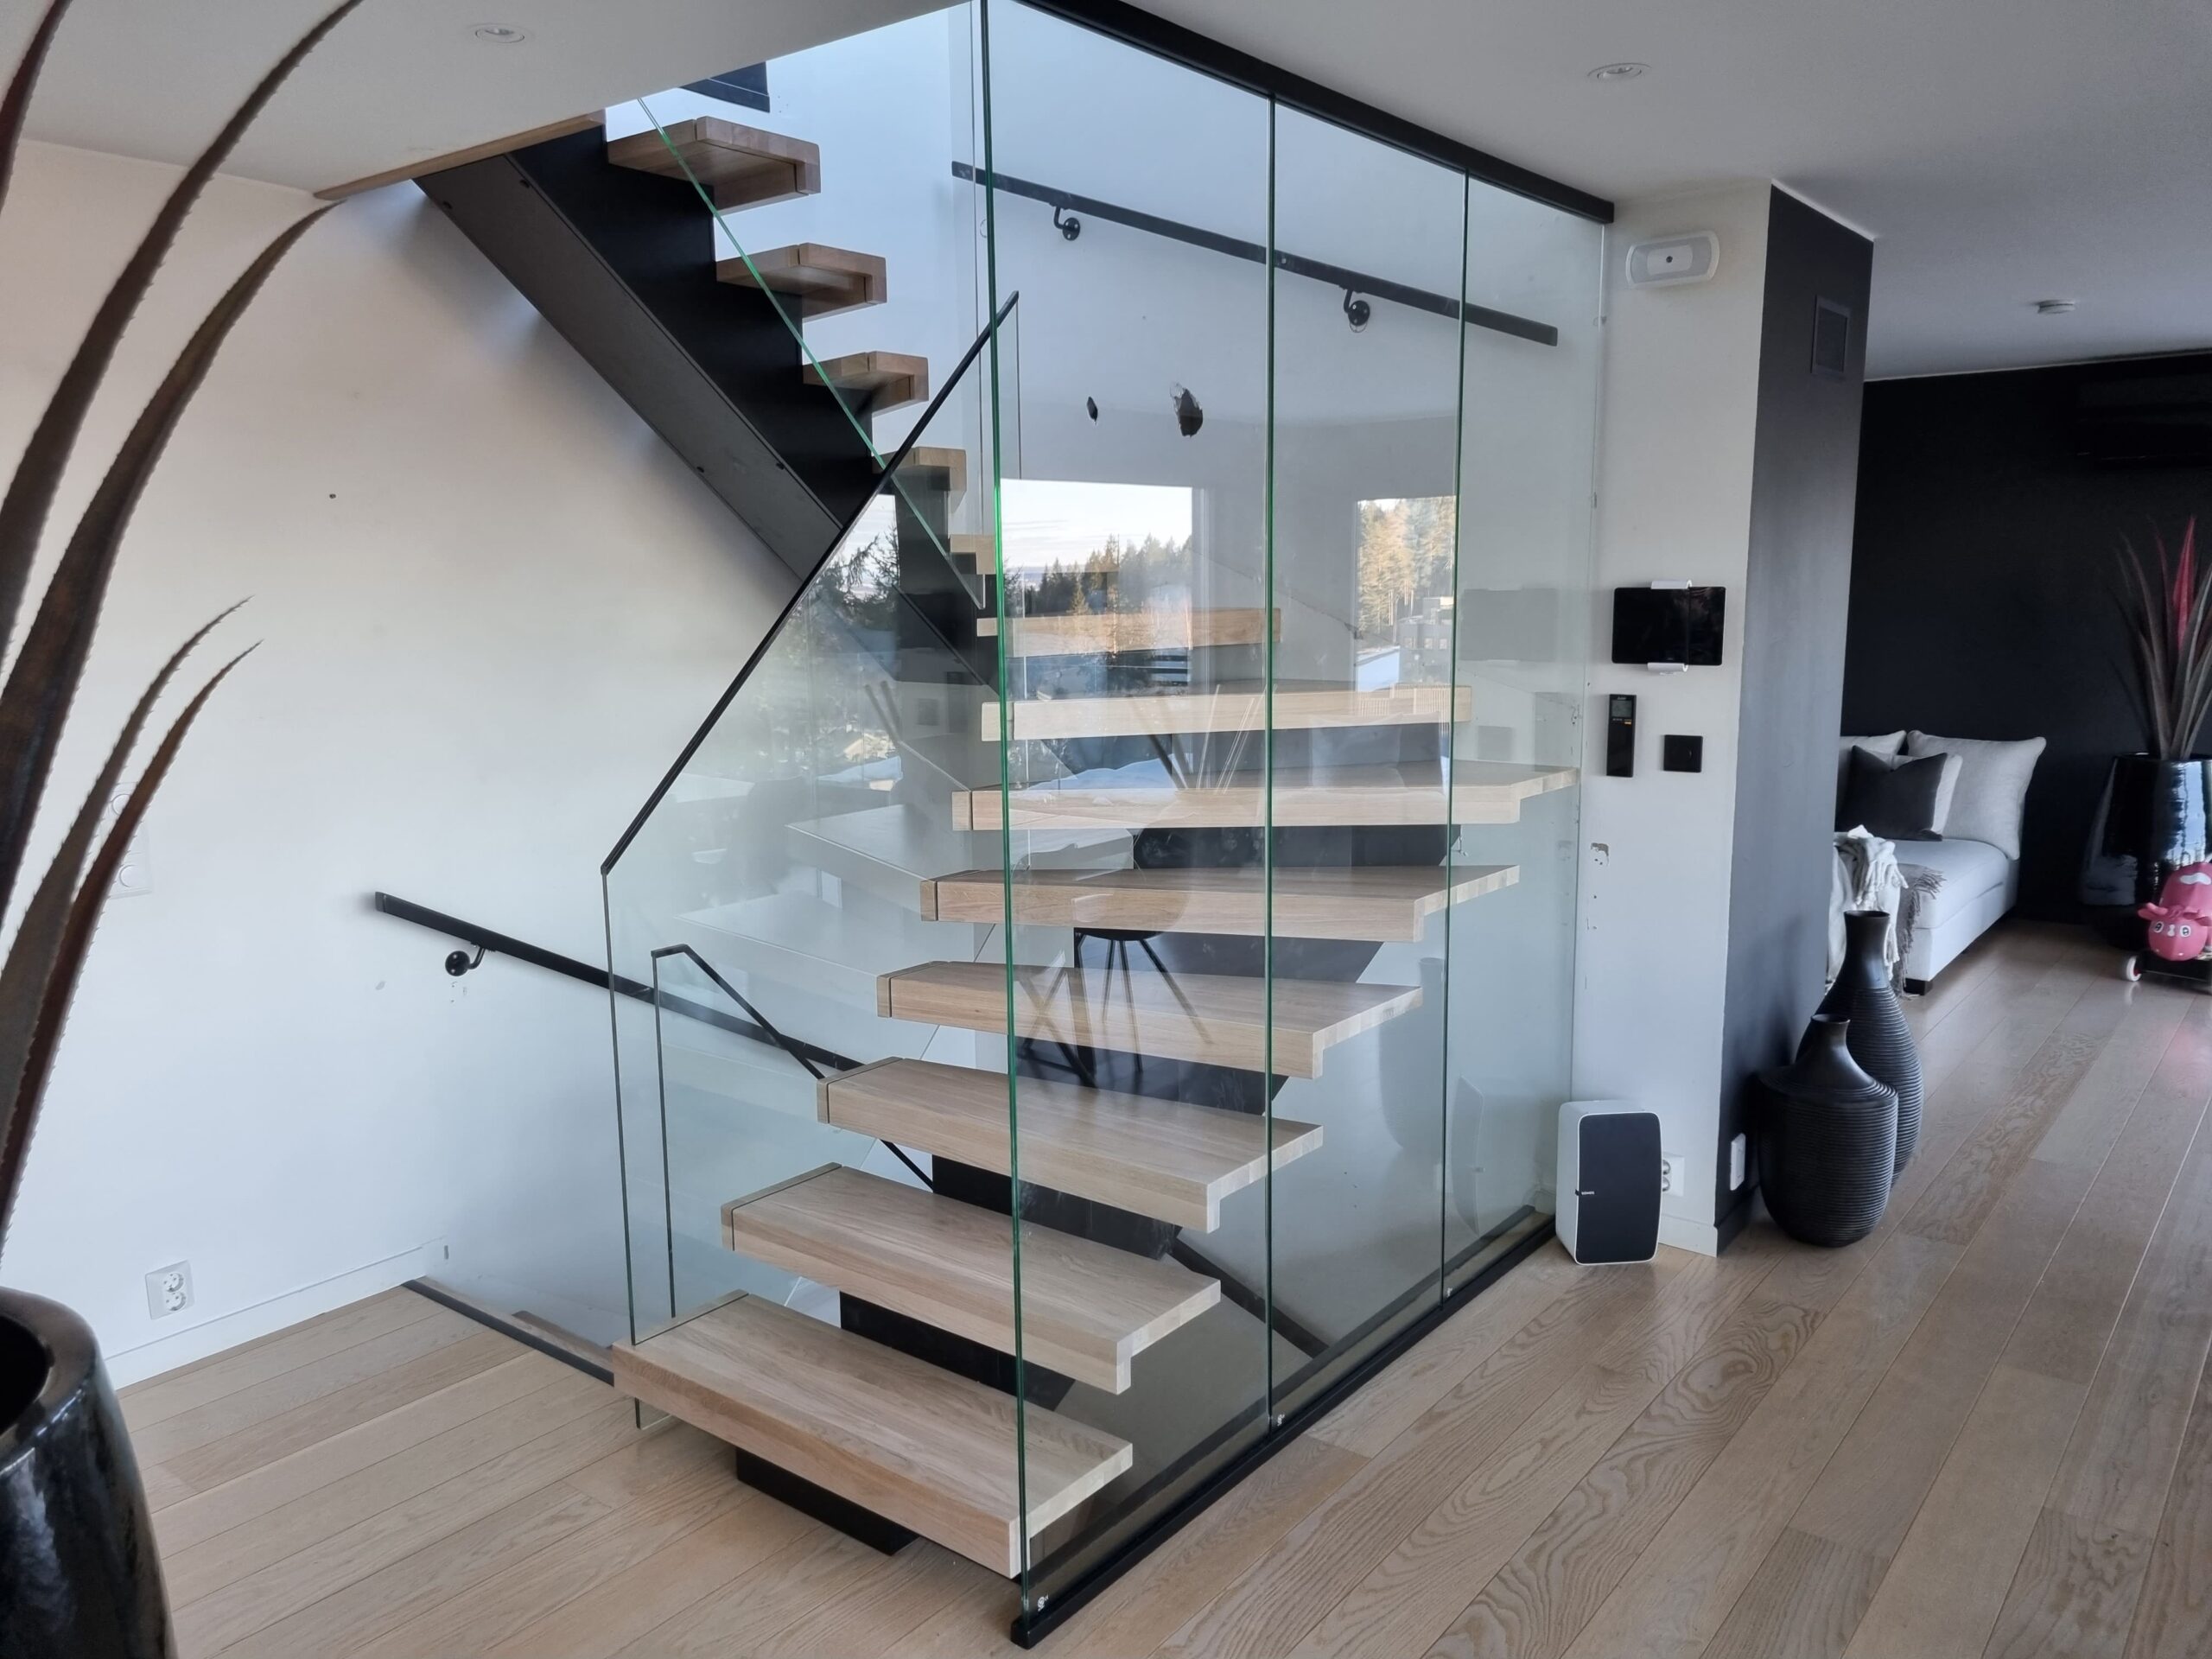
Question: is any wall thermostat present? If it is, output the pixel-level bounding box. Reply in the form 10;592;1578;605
1626;232;1719;288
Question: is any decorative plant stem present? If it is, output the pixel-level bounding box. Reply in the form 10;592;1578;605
0;1;362;1249
2117;517;2212;761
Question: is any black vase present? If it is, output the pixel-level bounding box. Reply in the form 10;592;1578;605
1756;1014;1898;1248
2082;756;2212;936
1;1289;173;1658
1818;909;1923;1172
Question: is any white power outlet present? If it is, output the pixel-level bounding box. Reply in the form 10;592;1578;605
1730;1133;1749;1190
144;1261;193;1319
1659;1152;1681;1195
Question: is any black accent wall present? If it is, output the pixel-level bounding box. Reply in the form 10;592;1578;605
1717;189;1875;1233
1841;352;2212;922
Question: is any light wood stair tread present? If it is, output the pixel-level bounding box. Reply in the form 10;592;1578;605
875;959;1420;1079
954;761;1580;830
977;607;1279;649
880;444;968;503
716;243;887;318
981;680;1473;741
921;861;1518;941
721;1165;1217;1394
606;116;821;210
949;532;996;575
784;804;1130;912
610;1294;1129;1576
819;1058;1322;1230
804;350;929;411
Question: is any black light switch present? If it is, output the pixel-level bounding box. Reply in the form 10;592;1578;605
1662;734;1704;772
1605;694;1636;777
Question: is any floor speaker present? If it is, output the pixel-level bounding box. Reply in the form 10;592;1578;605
1556;1101;1662;1264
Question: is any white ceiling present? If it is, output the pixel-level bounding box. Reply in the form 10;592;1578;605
13;0;2211;378
11;0;931;195
1136;0;2212;379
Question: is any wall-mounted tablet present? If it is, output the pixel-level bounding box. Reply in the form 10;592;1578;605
1611;585;1726;667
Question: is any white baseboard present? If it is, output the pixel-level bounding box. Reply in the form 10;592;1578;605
1658;1213;1721;1255
101;1241;443;1389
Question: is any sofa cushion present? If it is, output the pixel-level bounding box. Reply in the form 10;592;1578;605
1904;732;2046;860
1897;836;2016;931
1838;747;1948;840
1838;730;1905;799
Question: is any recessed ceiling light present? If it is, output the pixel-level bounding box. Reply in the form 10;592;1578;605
470;23;528;44
2033;298;2078;316
1587;62;1647;81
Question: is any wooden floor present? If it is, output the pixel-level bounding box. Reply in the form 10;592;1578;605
126;922;2212;1657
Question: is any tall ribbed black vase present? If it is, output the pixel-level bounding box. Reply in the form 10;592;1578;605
1757;1014;1898;1247
1818;909;1923;1171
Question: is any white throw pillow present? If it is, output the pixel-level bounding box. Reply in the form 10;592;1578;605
1928;751;1965;834
1838;731;1905;801
1904;732;2046;859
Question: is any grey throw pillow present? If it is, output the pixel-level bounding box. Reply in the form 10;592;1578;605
1904;732;2046;859
1837;730;1905;801
1838;747;1948;841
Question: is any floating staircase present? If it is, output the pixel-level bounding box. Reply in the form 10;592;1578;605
499;80;1585;1599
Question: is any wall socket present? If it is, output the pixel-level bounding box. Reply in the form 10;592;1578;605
1730;1133;1749;1190
144;1261;193;1319
1659;1152;1681;1195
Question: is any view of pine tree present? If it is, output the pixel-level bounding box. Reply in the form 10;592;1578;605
1027;531;1194;614
1357;496;1456;641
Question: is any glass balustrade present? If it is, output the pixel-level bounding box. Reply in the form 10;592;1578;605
600;3;1602;1637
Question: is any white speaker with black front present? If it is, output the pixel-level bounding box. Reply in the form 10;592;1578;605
1555;1100;1662;1264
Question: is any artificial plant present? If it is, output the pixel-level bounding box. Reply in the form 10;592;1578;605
0;0;362;1245
2117;518;2212;761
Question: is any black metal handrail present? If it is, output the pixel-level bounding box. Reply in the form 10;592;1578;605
952;162;1558;347
372;893;857;1074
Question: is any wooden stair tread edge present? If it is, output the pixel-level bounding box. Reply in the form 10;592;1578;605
873;959;1421;1080
804;351;930;412
715;243;888;318
611;1295;1129;1575
719;1165;1218;1394
920;862;1520;941
604;116;822;209
979;680;1475;740
951;763;1580;830
817;1058;1323;1230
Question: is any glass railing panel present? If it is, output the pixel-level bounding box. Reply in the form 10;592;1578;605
604;322;1011;1344
981;0;1275;1616
1444;185;1605;1282
1262;105;1471;1421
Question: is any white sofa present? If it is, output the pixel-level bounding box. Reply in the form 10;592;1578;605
1896;836;2020;988
1838;729;2044;989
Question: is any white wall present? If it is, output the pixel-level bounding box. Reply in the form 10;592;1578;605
0;140;791;1381
1573;182;1773;1252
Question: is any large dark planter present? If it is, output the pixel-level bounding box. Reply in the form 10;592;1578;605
1818;909;1924;1172
1756;1014;1898;1248
0;1288;173;1658
2083;753;2212;911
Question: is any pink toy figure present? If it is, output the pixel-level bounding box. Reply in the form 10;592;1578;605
2140;862;2212;963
